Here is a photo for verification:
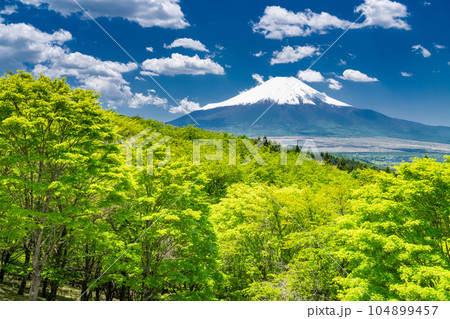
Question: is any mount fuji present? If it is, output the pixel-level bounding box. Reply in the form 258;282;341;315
169;77;450;144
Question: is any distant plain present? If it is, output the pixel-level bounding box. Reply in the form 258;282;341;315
269;136;450;167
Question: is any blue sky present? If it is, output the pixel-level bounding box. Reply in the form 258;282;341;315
0;0;449;126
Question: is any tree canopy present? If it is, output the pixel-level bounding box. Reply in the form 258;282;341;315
0;72;449;301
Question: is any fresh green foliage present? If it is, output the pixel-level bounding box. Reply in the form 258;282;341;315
0;72;449;301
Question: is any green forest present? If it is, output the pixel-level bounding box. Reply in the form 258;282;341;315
0;72;449;301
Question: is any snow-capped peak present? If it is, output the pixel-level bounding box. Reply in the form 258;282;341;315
202;76;351;110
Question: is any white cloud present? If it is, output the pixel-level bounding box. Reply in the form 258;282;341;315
146;47;154;52
338;59;347;66
412;45;431;58
434;44;446;50
297;69;325;82
339;69;378;82
252;1;410;40
0;22;167;109
33;51;138;79
355;0;410;30
32;52;167;108
327;78;342;90
129;91;166;109
270;45;318;65
17;0;189;29
140;70;159;77
142;53;225;76
164;38;209;52
401;72;413;77
0;22;72;69
297;69;343;90
423;2;431;6
253;51;267;57
253;6;350;40
252;73;265;84
215;44;224;51
169;98;201;114
0;5;17;15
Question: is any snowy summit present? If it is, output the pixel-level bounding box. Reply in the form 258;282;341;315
202;77;351;110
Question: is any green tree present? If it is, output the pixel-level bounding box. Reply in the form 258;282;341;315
211;182;348;300
0;72;124;300
323;152;331;165
337;158;349;171
336;158;450;300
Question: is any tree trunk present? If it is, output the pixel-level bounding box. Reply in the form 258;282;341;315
81;280;89;301
142;285;156;301
0;251;12;282
41;278;48;298
28;267;42;301
105;282;114;301
119;284;126;301
18;246;31;296
47;280;59;301
141;236;158;301
46;236;67;301
28;228;45;301
119;271;127;301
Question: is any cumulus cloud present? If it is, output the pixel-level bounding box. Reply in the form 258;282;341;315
146;47;154;52
252;1;410;40
0;22;167;109
31;52;155;109
401;72;413;77
0;5;17;15
355;0;410;30
33;52;138;79
412;45;431;58
270;45;318;65
434;44;446;50
253;6;350;40
297;69;325;82
252;73;265;84
297;69;343;90
164;38;209;52
327;78;342;90
142;53;225;76
17;0;189;29
339;69;378;82
0;22;71;69
33;52;167;108
129;91;166;109
169;97;201;114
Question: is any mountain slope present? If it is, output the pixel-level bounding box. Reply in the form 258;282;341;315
169;77;450;144
203;77;350;109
